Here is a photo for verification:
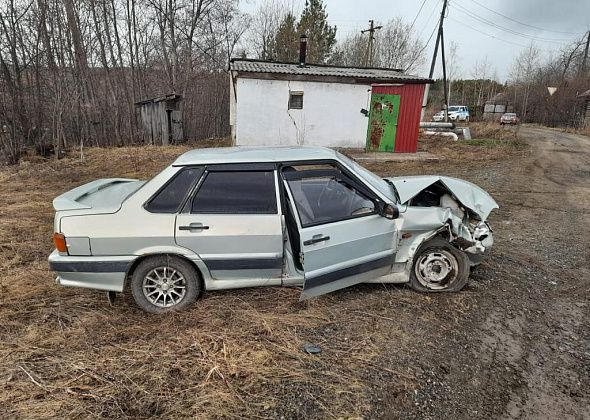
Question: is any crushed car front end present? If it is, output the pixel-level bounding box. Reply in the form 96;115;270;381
386;175;498;267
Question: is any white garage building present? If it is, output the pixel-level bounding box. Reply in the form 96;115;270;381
229;58;429;148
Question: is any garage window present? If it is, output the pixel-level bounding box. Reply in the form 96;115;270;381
288;92;303;109
192;171;277;214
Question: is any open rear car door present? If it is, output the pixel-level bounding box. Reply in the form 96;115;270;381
282;165;397;299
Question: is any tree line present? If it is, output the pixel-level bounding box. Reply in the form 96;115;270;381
0;0;587;163
427;38;589;126
0;0;430;163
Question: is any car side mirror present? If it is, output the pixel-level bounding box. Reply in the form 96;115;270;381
380;203;399;220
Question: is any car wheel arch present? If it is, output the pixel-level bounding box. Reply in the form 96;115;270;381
403;223;455;265
125;253;205;290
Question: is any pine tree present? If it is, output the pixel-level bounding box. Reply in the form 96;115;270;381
272;12;298;62
269;0;337;64
297;0;337;63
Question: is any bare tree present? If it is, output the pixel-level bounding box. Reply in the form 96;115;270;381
247;0;287;60
509;43;540;121
333;17;426;73
445;41;460;104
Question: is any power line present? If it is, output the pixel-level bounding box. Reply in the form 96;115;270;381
418;0;441;38
447;16;528;48
405;17;440;72
469;0;580;36
453;4;577;44
409;0;429;33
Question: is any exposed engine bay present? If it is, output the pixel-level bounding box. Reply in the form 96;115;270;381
386;176;498;266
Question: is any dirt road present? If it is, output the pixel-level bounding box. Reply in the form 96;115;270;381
388;126;590;419
0;126;588;419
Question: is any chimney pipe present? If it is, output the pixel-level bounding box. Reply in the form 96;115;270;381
299;34;307;66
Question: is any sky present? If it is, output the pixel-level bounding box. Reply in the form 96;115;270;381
240;0;590;82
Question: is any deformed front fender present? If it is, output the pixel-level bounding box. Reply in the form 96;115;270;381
394;206;454;265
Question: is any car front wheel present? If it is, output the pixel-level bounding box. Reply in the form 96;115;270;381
409;237;470;292
130;255;201;313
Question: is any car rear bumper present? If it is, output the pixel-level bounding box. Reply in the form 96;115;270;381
48;250;135;292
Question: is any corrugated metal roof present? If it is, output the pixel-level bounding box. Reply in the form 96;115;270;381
230;59;431;83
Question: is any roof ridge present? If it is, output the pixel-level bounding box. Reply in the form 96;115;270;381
230;57;405;73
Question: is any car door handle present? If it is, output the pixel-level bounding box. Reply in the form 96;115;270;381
303;235;330;246
179;222;209;231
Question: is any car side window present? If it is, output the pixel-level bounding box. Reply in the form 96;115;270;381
285;169;375;227
145;167;203;213
191;171;277;214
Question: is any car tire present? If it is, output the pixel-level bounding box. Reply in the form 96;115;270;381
409;237;470;293
465;116;470;122
130;255;201;314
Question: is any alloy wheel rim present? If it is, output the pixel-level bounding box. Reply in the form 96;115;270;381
415;250;458;290
142;266;187;308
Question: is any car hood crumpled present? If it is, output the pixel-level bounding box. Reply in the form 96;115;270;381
385;175;499;220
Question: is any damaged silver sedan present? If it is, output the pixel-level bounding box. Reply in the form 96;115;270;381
48;147;498;313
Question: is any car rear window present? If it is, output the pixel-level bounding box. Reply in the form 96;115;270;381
191;171;277;214
145;167;203;213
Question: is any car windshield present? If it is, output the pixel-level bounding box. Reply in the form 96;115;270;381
335;151;397;203
504;113;516;117
448;106;461;112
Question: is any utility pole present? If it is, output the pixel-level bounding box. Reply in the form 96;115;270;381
440;28;449;123
361;20;382;67
422;0;449;121
581;30;590;75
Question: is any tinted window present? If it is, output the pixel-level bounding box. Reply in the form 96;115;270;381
286;171;375;227
146;167;203;213
192;171;277;214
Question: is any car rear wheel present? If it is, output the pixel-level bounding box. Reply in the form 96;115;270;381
409;237;470;293
130;255;201;313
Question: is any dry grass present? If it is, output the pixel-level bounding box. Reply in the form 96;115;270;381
0;138;521;418
468;121;520;141
414;122;526;166
564;125;590;138
0;144;425;419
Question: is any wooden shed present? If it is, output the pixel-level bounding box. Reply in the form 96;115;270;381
135;94;183;145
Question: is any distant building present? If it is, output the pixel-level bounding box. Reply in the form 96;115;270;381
483;92;514;121
135;94;183;145
229;41;431;152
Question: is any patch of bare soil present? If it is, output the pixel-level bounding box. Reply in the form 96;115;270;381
1;128;588;419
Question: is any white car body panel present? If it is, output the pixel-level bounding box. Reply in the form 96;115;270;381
48;146;498;300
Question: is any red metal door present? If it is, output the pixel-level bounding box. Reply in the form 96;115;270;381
371;84;425;153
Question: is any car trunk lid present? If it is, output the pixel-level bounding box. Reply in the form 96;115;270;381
53;178;145;213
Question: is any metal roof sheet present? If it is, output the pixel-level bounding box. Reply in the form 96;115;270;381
230;59;431;83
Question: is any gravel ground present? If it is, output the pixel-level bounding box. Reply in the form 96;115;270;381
0;126;588;419
366;125;590;419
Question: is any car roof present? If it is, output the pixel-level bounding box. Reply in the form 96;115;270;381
173;146;341;166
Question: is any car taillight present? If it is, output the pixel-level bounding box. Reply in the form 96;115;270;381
53;233;68;252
